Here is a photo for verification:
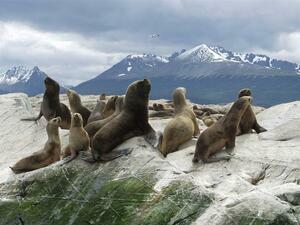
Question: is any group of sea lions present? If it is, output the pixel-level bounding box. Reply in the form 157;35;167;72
10;76;267;174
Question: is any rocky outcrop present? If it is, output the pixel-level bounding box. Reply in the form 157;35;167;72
0;93;300;225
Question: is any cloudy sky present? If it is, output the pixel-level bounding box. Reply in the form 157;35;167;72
1;0;300;85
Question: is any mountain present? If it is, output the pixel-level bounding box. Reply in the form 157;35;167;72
0;66;66;96
75;44;300;106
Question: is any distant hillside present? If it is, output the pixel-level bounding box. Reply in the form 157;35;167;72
0;66;66;96
75;44;300;107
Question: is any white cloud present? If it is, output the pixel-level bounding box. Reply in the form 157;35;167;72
251;32;300;64
0;22;127;85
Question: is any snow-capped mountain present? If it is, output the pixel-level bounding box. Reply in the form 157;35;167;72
75;44;300;106
0;66;48;96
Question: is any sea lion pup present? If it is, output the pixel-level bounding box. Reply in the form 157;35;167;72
87;96;107;124
10;117;62;174
158;87;200;157
21;77;71;129
84;96;124;139
237;88;267;135
193;96;252;163
62;113;90;163
66;89;91;127
83;79;155;162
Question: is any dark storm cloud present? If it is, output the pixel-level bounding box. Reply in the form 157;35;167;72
0;0;300;84
1;0;300;51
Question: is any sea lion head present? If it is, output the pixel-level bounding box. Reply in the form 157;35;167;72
173;87;187;110
67;89;81;106
157;104;165;111
115;96;124;112
44;77;60;94
234;96;252;111
72;113;83;127
124;79;151;109
238;88;252;98
47;116;61;134
102;95;118;114
153;103;159;111
99;93;106;101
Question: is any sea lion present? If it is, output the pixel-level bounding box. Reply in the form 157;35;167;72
237;88;267;135
193;96;252;163
202;114;224;127
101;95;118;119
66;89;91;127
158;87;200;157
84;96;124;139
99;93;106;101
193;109;205;119
84;79;155;161
152;103;160;111
62;113;90;163
87;97;106;124
150;102;174;118
10;117;62;174
21;77;71;129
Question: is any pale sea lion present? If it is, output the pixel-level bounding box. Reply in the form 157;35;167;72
193;96;252;163
66;89;91;127
84;79;156;161
63;113;90;163
202;114;224;127
84;96;124;139
21;77;71;129
10;117;62;174
159;87;200;157
237;88;267;135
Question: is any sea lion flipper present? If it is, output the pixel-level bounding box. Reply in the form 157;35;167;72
80;151;96;163
254;122;267;134
61;152;77;165
100;148;133;161
205;151;232;163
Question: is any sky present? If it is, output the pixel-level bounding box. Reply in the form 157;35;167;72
0;0;300;85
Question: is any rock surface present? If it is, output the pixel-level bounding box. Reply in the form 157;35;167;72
0;93;300;225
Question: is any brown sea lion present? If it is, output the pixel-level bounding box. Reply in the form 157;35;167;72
237;88;267;135
193;109;205;118
101;95;118;119
62;113;90;163
10;117;62;174
149;110;174;118
83;79;156;162
87;97;106;124
21;77;71;129
158;87;200;157
99;93;106;101
84;96;124;139
66;89;91;127
152;103;160;111
193;96;252;163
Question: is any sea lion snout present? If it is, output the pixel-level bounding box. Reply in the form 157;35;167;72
73;113;82;122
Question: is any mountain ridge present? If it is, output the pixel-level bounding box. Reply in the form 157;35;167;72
74;44;300;106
